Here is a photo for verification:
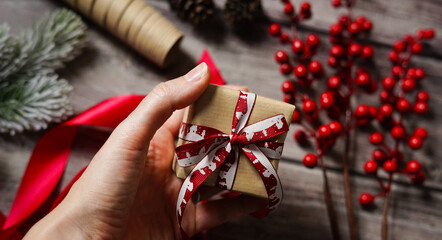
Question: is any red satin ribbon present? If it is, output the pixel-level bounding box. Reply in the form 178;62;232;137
0;50;225;239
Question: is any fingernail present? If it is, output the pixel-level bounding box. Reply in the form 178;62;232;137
185;63;207;82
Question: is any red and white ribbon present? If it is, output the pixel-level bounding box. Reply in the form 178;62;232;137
175;91;288;239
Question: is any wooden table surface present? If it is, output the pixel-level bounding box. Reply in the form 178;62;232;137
1;0;441;239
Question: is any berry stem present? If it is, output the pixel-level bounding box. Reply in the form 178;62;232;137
343;107;357;240
318;155;341;240
381;176;392;240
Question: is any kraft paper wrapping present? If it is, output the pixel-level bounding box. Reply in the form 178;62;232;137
173;85;295;198
62;0;183;67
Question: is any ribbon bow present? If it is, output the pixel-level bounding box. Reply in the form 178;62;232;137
175;91;289;238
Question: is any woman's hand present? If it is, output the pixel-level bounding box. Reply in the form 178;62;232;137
25;63;266;240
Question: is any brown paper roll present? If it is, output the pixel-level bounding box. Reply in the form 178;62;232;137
91;0;115;27
62;0;183;67
137;13;182;67
116;0;146;41
106;0;134;33
77;0;94;15
126;5;157;47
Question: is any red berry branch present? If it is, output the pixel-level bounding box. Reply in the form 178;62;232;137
269;2;344;240
269;0;377;239
269;1;434;239
358;29;435;240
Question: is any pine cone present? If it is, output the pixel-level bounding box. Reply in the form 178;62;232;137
169;0;214;25
223;0;263;26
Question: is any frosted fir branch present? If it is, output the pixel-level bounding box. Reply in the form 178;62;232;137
0;8;87;82
0;74;73;135
0;9;86;135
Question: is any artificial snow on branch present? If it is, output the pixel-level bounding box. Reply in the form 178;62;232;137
0;8;86;135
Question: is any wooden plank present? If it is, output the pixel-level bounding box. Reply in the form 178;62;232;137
0;1;441;239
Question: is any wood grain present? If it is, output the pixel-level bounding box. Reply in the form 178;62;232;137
0;0;441;239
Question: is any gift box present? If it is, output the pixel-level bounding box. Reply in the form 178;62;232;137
173;84;295;198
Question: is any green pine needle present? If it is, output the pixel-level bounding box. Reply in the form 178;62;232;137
0;8;86;135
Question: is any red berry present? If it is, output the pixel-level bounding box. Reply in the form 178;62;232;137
355;16;366;25
320;91;335;108
348;22;361;35
284;3;295;15
364;160;378;174
407;68;417;79
309;60;323;76
410;171;426;185
411;43;423;54
396;98;412;113
300;2;311;13
279;33;290;43
280;63;292;75
383;160;398;173
413;127;427;139
414;68;425;80
382;76;396;90
393;41;406;52
327;76;341;89
388;51;399;63
416;91;429;102
318;125;333;138
349;43;361;56
391;125;406;140
281;80;295;94
369;132;384;145
339;15;350;25
401;78;416;92
292;40;305;54
406;160;421;174
303;99;317;114
392;66;403;76
303;153;317;168
294;65;308;79
292;110;301;123
328;56;339;68
372;149;387;161
379;104;394;117
379;90;393;103
362;20;372;32
414;102;428;114
283;94;294;103
306;34;320;48
409;136;423;149
275;50;289;63
332;0;341;7
269;23;281;36
368;106;378;119
361;46;374;58
424;29;435;39
329;121;342;135
356;72;370;86
355;104;369;118
294;130;307;143
330;45;344;57
359;193;374;206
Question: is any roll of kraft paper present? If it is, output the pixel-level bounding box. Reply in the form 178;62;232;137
63;0;183;67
